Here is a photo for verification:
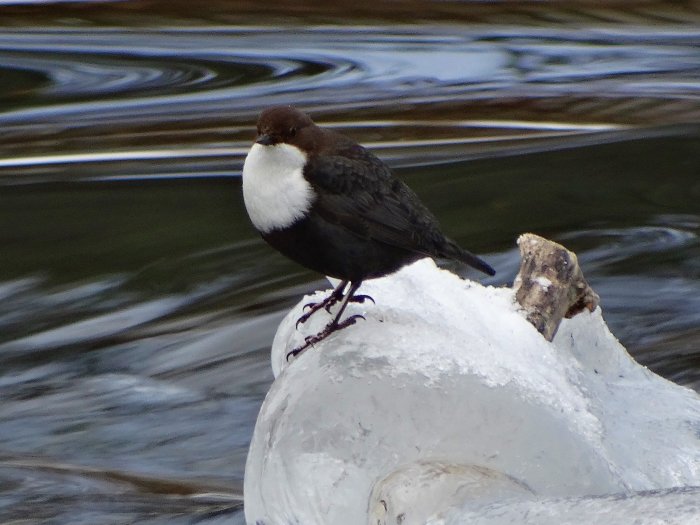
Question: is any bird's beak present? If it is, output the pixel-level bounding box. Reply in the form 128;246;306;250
256;134;275;146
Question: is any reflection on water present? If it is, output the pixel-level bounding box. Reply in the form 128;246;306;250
0;16;699;181
0;2;699;522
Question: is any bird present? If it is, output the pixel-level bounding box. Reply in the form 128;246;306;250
242;106;495;358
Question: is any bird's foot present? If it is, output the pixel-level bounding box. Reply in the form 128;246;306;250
286;314;366;361
296;289;345;328
296;293;374;328
350;294;375;305
296;300;333;328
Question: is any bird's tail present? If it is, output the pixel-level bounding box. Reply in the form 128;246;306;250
443;239;496;276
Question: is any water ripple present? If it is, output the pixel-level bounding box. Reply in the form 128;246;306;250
0;25;696;127
0;23;695;187
2;52;216;97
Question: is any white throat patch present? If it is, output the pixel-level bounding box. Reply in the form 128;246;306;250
242;142;315;233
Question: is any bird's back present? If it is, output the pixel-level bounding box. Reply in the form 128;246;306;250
304;129;495;276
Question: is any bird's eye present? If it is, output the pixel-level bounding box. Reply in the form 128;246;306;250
289;127;297;137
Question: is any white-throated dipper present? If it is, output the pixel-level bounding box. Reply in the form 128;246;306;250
242;106;495;358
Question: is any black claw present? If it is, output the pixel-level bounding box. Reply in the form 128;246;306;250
340;314;365;327
286;346;304;361
351;294;375;305
286;336;317;360
295;301;328;328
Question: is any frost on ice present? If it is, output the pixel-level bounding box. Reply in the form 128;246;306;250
244;258;700;525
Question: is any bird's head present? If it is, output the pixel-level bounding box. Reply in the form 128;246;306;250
255;106;317;151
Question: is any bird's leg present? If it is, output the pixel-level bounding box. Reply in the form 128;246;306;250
287;281;366;360
296;280;348;328
326;280;362;328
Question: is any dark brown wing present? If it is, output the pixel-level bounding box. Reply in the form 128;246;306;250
304;144;495;276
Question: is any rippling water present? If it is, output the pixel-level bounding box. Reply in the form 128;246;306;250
0;2;699;522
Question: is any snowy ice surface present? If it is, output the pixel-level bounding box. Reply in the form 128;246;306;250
437;486;700;525
244;259;700;525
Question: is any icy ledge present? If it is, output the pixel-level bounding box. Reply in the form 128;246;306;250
244;258;700;525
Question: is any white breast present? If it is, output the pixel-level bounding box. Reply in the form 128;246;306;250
242;142;316;233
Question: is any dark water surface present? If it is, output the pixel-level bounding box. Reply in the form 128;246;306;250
0;2;699;522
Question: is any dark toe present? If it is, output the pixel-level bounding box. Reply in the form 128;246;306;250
287;345;307;361
351;294;375;305
338;314;365;328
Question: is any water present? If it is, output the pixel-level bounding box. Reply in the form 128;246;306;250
0;2;698;522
